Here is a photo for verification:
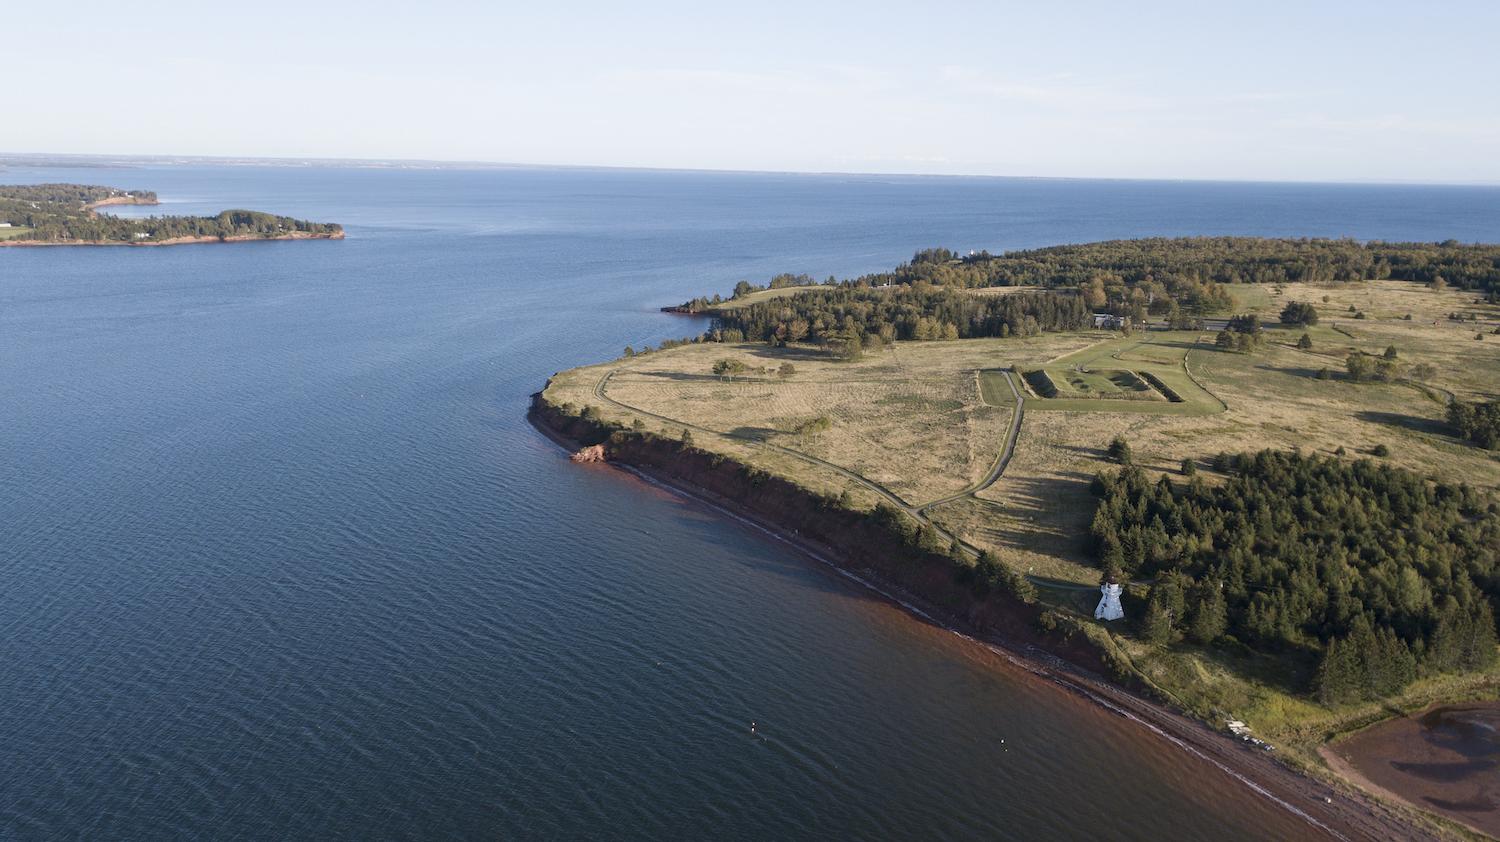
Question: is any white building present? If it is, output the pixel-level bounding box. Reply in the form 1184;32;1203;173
1095;582;1124;621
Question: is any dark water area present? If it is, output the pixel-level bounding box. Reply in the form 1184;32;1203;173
1336;702;1500;837
5;164;1500;840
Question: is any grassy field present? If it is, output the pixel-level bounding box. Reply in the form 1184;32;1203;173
548;280;1500;577
1221;283;1273;314
0;226;34;240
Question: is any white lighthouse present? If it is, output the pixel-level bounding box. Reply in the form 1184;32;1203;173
1095;581;1124;621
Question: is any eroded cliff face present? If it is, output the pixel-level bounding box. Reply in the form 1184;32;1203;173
528;392;1114;676
570;444;607;463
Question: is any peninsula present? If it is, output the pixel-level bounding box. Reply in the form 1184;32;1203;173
0;183;343;246
535;237;1500;840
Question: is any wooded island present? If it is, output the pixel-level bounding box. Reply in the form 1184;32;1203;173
0;183;342;245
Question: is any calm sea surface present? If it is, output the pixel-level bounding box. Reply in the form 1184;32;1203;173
4;165;1499;840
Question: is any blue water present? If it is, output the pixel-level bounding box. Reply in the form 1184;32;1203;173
4;165;1499;840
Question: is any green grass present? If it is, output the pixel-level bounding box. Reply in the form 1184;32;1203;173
1050;335;1147;368
1222;284;1273;314
1114;343;1190;366
1024;395;1216;415
1046;368;1158;399
1054;368;1118;396
1018;333;1225;414
0;226;34;241
977;370;1018;406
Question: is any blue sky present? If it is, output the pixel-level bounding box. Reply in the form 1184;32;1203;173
8;0;1499;182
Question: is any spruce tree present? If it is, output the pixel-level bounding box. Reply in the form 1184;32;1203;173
1187;583;1228;644
1141;600;1175;645
1006;566;1038;604
1315;637;1360;705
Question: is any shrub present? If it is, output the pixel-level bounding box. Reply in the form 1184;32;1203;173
712;358;749;379
1279;300;1319;326
795;416;833;435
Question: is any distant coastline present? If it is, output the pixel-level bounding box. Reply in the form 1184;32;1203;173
0;229;345;247
0;183;343;246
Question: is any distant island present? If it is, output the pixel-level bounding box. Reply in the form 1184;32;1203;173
536;236;1500;839
0;183;343;246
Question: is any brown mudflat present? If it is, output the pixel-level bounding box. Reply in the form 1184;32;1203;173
1333;702;1500;837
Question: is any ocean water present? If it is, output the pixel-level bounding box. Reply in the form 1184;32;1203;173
4;164;1499;840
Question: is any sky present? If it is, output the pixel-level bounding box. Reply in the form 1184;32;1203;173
7;0;1500;183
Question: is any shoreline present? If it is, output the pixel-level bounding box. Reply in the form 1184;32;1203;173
0;230;345;247
527;399;1450;842
1322;703;1500;840
83;195;160;215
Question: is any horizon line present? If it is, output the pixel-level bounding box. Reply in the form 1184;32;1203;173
2;150;1499;190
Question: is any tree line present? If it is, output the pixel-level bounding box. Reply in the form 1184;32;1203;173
1090;450;1499;702
706;285;1091;354
681;237;1500;324
943;237;1500;300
